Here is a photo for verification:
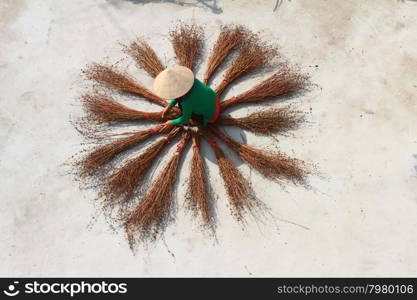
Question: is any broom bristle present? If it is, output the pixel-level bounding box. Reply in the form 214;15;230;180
215;34;278;96
83;63;167;107
102;127;182;205
125;131;191;245
203;25;246;84
78;125;161;176
169;23;204;71
203;132;257;223
185;131;215;232
210;127;307;183
217;107;303;135
123;39;165;78
221;69;307;110
81;93;178;123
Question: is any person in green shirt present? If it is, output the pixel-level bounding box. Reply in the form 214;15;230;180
153;66;220;132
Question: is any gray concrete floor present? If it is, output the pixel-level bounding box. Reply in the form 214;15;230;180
1;0;417;276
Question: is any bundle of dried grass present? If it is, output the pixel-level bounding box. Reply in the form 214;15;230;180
81;93;178;123
203;131;257;223
83;63;167;107
79;125;162;176
221;69;307;110
102;127;182;205
210;127;307;183
217;107;302;135
215;35;278;96
169;23;204;71
185;131;214;232
202;25;246;84
123;40;165;78
125;131;191;244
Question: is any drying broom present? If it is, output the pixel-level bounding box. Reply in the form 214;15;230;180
79;124;164;176
210;126;307;184
202;25;246;84
102;127;182;205
169;23;204;71
83;63;167;107
125;130;191;244
221;68;307;110
185;130;215;233
215;35;277;96
217;107;303;136
203;130;258;223
123;39;165;78
81;93;179;123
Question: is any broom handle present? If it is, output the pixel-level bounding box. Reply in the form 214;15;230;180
166;127;182;141
215;116;237;126
208;126;235;146
138;92;167;107
200;128;219;149
220;96;240;110
108;123;171;138
131;87;180;113
215;79;229;97
145;110;180;121
142;92;181;114
191;131;200;149
202;134;224;164
175;131;191;156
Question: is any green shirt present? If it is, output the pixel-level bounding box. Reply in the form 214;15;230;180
169;78;216;126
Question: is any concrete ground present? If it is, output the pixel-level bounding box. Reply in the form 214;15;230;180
1;0;417;277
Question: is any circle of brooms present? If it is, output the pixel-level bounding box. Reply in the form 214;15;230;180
73;22;311;248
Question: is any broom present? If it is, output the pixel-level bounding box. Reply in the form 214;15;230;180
169;23;204;71
215;35;277;96
216;107;302;135
210;126;307;183
123;39;165;78
125;130;191;244
203;131;257;223
102;127;182;205
83;63;167;107
72;117;150;142
202;25;246;84
81;93;179;123
79;124;163;176
220;69;307;110
185;130;215;232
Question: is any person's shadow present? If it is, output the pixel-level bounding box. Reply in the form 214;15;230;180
109;0;223;14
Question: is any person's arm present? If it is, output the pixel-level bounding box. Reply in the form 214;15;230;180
172;104;192;125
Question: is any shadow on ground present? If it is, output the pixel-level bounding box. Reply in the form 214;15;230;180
108;0;223;14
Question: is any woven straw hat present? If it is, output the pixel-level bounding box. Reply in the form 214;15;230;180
153;65;194;99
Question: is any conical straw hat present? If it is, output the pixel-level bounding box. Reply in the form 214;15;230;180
153;65;194;99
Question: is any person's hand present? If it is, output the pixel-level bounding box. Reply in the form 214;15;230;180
161;105;172;119
158;120;173;133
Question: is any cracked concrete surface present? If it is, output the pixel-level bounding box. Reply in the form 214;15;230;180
0;0;417;276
